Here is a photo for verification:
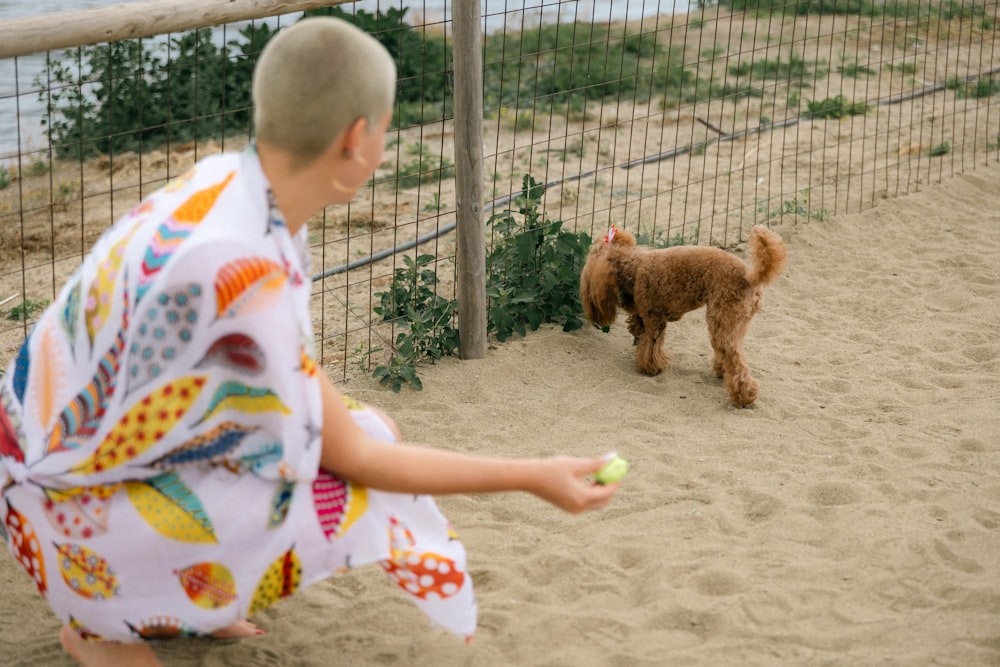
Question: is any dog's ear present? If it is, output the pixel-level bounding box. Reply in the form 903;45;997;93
580;245;620;326
611;228;637;248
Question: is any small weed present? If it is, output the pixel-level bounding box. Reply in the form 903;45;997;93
498;107;535;132
370;253;459;391
947;76;1000;99
564;140;585;160
54;180;79;210
384;142;456;191
939;1;985;21
804;95;869;119
926;142;951;157
635;225;700;249
422;192;445;213
837;62;876;78
988;135;1000;150
25;156;49;178
5;298;50;321
757;192;828;221
884;62;918;75
0;165;12;190
727;52;826;82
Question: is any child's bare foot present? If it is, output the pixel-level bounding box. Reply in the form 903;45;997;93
210;619;264;638
60;625;162;667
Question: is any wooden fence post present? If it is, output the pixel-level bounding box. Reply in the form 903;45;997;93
451;2;487;360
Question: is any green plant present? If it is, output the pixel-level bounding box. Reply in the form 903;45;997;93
837;62;876;78
926;142;951;157
884;62;919;75
422;192;445;213
483;23;703;113
635;225;700;249
946;76;1000;99
727;52;826;81
25;156;49;177
757;193;828;221
939;1;985;20
485;175;592;342
40;23;270;158
720;0;926;18
804;95;869;119
370;254;460;391
5;298;50;322
0;165;11;190
384;142;455;191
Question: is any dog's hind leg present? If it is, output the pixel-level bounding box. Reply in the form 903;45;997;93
634;314;669;375
707;309;758;407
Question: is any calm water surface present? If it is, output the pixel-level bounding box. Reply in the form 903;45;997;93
0;0;688;158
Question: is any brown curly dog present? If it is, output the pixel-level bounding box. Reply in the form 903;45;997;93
580;225;787;407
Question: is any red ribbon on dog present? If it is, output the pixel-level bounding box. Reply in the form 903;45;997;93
603;225;617;243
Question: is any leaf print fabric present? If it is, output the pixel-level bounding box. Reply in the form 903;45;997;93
0;150;476;643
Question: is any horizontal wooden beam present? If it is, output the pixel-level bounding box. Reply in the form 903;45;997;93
0;0;355;60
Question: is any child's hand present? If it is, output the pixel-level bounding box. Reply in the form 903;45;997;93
527;455;621;514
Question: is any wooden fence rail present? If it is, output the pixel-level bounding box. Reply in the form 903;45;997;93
0;0;353;59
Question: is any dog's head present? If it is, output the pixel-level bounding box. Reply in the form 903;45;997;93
579;225;637;326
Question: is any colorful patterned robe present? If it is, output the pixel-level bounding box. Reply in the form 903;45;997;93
0;150;476;642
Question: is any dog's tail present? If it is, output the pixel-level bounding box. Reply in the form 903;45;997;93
745;225;787;287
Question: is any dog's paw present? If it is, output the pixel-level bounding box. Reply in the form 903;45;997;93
727;373;759;407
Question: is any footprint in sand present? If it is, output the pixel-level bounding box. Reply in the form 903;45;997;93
693;569;744;597
806;481;861;506
932;539;983;574
740;490;785;524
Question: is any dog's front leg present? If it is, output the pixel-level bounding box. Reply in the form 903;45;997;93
634;314;669;375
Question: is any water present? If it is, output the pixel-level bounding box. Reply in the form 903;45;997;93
0;0;690;159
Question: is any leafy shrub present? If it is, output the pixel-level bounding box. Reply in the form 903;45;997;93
41;24;270;158
371;253;460;391
367;174;592;389
485;175;591;342
40;7;453;156
5;298;50;322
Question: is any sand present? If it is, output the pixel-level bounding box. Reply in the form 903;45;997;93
1;159;998;666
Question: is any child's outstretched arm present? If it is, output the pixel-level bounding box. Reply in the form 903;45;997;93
318;374;619;514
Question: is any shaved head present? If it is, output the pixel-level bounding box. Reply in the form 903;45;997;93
253;16;396;164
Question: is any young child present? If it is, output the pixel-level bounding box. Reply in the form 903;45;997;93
0;17;620;667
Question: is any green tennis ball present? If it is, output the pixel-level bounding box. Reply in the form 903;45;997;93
595;456;628;485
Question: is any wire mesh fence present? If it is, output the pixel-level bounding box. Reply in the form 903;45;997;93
1;0;998;383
